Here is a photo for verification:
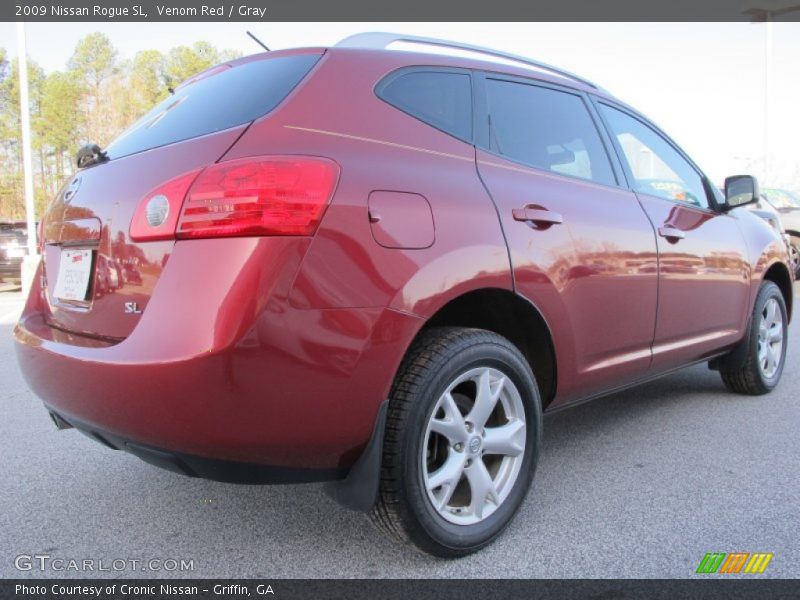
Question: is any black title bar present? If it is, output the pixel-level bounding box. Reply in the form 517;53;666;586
4;0;800;22
5;579;800;600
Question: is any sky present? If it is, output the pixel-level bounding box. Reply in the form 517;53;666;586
1;21;799;189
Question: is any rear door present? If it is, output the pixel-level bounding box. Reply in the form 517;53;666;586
474;74;659;404
596;102;750;371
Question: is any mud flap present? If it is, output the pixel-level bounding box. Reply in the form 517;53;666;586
324;400;388;512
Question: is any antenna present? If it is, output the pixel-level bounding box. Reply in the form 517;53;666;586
246;31;270;52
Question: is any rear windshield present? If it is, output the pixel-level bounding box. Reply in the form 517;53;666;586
105;53;321;160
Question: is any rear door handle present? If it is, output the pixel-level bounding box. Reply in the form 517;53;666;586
657;225;686;241
512;206;564;227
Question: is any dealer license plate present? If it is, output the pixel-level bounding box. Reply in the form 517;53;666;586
53;249;93;301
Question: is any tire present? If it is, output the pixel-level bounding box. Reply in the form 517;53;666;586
720;281;788;395
370;326;542;557
789;237;800;279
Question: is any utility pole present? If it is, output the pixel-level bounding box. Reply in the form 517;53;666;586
742;1;800;187
764;15;772;186
16;21;40;294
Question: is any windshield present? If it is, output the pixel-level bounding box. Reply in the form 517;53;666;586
763;188;800;210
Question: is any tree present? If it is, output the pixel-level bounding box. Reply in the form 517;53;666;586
163;42;240;88
37;72;84;183
0;38;240;219
130;49;167;112
0;56;45;140
0;47;19;218
0;47;14;143
68;33;119;145
67;33;118;94
0;56;45;218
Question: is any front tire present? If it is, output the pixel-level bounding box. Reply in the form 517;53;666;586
720;281;788;395
370;327;542;557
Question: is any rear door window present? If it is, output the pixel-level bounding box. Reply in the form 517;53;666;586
377;70;473;141
106;54;321;160
484;78;616;186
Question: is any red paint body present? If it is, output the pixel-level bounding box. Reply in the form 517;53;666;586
14;45;793;475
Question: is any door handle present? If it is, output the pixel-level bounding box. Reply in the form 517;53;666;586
512;206;564;227
658;225;686;241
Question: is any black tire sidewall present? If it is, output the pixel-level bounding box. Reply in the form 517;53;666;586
751;282;789;390
399;338;541;555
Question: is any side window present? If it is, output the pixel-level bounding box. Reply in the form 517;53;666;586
600;104;710;209
484;78;616;186
378;71;472;141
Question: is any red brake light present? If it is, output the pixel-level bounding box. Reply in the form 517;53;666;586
129;170;201;241
176;156;339;239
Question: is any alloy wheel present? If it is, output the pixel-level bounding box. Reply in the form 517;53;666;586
422;367;526;525
757;297;784;379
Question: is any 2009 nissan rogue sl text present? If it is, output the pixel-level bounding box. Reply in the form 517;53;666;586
15;33;793;557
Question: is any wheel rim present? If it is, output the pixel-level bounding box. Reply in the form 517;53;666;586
791;244;800;276
422;367;526;526
757;298;784;379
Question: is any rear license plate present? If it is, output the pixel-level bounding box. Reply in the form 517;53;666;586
53;249;93;301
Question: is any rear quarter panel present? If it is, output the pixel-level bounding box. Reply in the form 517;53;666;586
217;49;516;462
226;48;513;317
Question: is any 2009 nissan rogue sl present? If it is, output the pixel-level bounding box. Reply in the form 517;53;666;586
15;33;793;557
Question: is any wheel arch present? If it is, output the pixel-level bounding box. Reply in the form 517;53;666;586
762;260;793;322
416;288;558;409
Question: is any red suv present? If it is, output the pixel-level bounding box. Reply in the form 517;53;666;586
15;33;793;557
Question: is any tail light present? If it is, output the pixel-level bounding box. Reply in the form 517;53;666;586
130;170;201;241
129;156;339;242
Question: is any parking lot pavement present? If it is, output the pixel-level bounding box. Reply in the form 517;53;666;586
1;287;798;579
0;290;23;326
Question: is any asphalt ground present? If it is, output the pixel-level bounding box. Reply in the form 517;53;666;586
1;287;798;578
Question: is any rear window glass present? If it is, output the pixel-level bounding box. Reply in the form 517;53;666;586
378;71;473;141
106;54;321;159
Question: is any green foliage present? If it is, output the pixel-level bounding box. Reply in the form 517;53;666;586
67;32;118;91
0;48;8;79
131;49;168;110
0;48;14;143
0;57;45;218
38;72;84;153
163;42;241;88
0;35;239;219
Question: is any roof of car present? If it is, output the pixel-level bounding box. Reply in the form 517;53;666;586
332;32;610;97
221;34;623;105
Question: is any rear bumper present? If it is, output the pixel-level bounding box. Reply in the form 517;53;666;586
48;408;345;483
14;238;422;472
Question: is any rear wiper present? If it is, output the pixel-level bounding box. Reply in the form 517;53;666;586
76;143;108;169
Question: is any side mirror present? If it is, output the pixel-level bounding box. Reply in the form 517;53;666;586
724;175;760;210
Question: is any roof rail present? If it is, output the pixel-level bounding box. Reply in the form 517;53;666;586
336;32;599;90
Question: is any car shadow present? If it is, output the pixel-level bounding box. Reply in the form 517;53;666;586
541;362;731;443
